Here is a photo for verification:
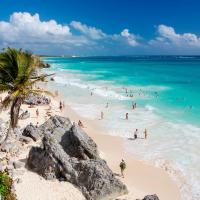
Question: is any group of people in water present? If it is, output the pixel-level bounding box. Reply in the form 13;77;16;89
134;128;148;140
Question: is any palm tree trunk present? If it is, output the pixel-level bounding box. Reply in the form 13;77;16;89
10;96;23;129
0;97;22;148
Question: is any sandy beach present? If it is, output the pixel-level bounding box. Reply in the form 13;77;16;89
50;90;181;200
0;79;182;200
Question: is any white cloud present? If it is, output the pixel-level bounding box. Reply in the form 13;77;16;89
0;12;140;55
120;29;139;46
0;12;73;44
2;12;200;55
0;12;141;55
150;24;200;47
70;21;106;39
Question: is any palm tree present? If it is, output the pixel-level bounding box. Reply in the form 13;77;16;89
0;47;52;144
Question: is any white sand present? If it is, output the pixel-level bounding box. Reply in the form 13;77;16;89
0;88;182;200
14;171;85;200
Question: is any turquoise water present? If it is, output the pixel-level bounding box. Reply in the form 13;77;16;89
44;56;200;126
43;56;200;200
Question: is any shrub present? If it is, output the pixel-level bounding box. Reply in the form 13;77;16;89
0;171;16;200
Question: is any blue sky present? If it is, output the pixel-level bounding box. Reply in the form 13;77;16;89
1;0;200;55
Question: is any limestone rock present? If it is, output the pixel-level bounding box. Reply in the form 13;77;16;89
27;115;127;200
25;93;50;105
143;194;159;200
13;161;24;169
22;123;40;141
19;135;33;144
19;110;30;120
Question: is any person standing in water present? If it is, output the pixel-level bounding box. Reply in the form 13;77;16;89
134;129;138;139
144;128;148;139
132;102;135;110
125;112;129;120
101;111;104;120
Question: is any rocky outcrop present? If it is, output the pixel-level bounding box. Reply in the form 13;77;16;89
22;123;40;142
0;119;7;144
19;110;30;120
27;115;127;200
24;93;51;105
38;61;51;68
142;194;159;200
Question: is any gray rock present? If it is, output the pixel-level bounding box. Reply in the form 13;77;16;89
0;119;8;144
0;164;6;171
38;61;51;68
13;161;24;169
19;135;33;143
25;93;50;105
27;115;127;200
38;115;72;136
14;127;22;139
8;160;14;166
22;123;40;141
19;110;30;120
16;178;22;184
6;164;14;170
1;142;19;153
143;194;159;200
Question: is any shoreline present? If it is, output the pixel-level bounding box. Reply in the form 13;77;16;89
44;82;181;200
44;67;199;200
0;82;181;200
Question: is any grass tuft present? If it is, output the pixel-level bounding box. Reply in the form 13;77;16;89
0;171;16;200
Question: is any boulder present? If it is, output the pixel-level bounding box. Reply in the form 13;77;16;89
13;161;25;169
19;110;30;120
38;61;51;68
0;119;8;144
27;115;127;200
19;135;33;144
22;123;40;141
24;93;50;105
143;194;159;200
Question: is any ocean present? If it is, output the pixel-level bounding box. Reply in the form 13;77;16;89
42;56;200;200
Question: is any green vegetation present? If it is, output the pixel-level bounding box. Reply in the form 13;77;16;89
0;171;16;200
0;47;52;144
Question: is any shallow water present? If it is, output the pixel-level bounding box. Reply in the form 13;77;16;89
43;56;200;200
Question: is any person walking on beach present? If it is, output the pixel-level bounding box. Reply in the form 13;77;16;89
144;128;148;139
101;111;104;120
120;159;126;178
36;109;39;118
125;112;129;120
134;129;138;139
36;122;39;128
106;102;109;108
78;120;85;128
59;101;63;111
